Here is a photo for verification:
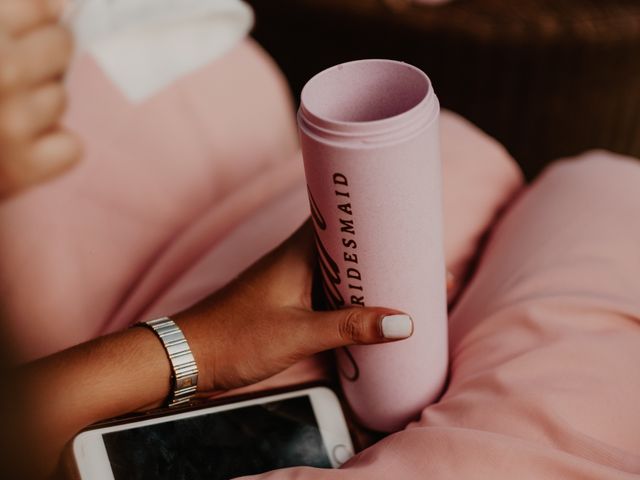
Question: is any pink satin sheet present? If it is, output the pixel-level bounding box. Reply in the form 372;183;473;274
2;38;636;479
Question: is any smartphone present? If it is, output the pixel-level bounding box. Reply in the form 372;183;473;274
70;386;354;480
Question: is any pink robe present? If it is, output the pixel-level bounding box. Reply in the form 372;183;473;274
1;39;637;479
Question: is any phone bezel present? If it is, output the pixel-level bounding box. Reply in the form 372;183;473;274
72;386;353;479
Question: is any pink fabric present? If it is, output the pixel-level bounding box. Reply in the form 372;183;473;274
247;151;640;479
0;39;303;360
0;40;520;363
2;28;632;479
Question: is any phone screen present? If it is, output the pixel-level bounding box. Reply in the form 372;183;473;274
102;395;332;480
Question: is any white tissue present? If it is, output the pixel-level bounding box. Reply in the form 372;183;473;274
67;0;254;102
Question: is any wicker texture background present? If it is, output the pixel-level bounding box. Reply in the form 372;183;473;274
247;0;640;178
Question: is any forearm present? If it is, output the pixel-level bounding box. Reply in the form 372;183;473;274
23;326;172;463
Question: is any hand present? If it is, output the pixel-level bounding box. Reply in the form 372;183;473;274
175;221;414;392
0;0;81;199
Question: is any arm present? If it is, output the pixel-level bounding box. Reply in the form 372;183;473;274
23;223;413;477
25;327;171;463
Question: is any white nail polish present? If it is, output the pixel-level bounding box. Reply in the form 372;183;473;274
381;315;413;339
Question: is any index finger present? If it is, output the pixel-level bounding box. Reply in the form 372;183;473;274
0;0;61;37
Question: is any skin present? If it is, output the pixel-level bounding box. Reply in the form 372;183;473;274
0;0;81;199
23;222;412;478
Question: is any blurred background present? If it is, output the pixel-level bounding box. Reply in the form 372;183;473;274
247;0;640;179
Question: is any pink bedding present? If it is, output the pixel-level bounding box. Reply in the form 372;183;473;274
1;38;638;478
249;152;640;479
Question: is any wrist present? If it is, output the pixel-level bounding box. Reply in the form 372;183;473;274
139;317;200;407
173;311;216;393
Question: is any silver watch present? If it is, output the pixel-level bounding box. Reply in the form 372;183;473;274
144;317;199;407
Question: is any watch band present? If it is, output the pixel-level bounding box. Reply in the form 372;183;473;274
144;317;199;407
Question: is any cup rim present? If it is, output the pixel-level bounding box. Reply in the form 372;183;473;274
299;59;434;133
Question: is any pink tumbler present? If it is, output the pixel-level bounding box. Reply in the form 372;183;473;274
298;59;447;432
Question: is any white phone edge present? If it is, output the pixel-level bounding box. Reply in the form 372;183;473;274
71;386;354;480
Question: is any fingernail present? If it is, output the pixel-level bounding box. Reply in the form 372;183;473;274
381;314;413;339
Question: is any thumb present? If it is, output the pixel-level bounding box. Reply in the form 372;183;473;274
303;307;414;353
